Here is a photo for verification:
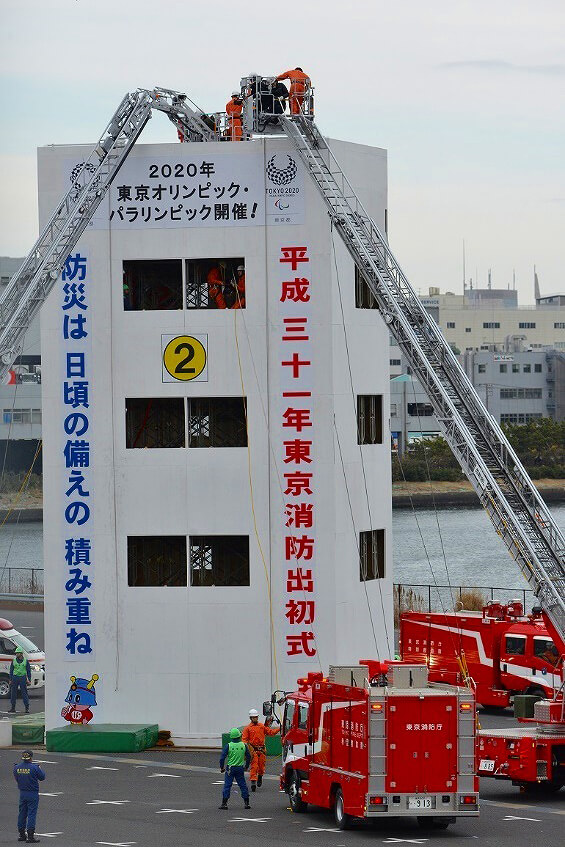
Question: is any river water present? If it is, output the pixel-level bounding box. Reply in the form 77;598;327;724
0;504;564;593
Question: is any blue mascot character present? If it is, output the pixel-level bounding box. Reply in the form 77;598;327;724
61;673;99;724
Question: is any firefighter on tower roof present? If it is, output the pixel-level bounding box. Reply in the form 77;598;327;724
13;750;45;843
219;727;251;810
274;67;310;115
242;708;280;791
226;90;243;141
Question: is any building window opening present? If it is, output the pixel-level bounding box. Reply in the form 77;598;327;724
477;364;486;374
126;398;185;449
127;535;187;586
186;258;245;309
123;259;182;311
359;529;385;581
188;398;247;447
355;266;378;309
406;402;434;417
190;535;250;586
357;395;383;444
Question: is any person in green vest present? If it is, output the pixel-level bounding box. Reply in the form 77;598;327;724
9;647;31;714
218;727;251;810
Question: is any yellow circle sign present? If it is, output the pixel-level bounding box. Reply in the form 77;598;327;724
163;335;207;381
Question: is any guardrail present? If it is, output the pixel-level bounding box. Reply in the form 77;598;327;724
394;581;535;618
0;567;44;595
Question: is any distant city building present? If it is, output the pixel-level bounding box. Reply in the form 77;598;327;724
0;256;42;473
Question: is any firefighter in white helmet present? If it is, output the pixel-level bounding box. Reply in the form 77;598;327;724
226;90;243;141
242;707;280;791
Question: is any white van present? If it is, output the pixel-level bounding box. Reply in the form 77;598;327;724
0;617;45;698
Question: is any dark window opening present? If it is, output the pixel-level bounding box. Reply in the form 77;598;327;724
298;703;309;730
357;395;383;444
355;266;378;309
126;398;185;448
505;635;526;656
359;529;385;581
283;700;296;735
190;535;250;586
406;402;434;417
186;258;245;309
128;536;187;586
123;259;183;311
188;398;247;448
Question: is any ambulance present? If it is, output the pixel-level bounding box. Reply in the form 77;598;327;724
0;617;45;698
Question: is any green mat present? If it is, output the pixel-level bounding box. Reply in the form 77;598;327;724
11;712;45;745
221;726;282;756
46;723;158;753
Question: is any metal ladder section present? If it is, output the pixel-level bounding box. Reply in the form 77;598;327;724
280;115;565;642
0;88;213;381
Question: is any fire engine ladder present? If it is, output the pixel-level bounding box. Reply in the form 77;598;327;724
0;88;213;382
279;114;565;644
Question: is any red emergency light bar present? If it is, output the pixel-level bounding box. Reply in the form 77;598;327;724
371;703;383;712
460;703;473;712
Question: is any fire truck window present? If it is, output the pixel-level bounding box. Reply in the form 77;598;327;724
534;639;559;666
505;635;526;656
298;703;309;730
283;700;295;735
123;260;183;311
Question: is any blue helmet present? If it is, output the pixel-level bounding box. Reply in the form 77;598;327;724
64;674;99;707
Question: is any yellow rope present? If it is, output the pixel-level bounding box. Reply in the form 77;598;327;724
233;306;280;692
0;440;43;528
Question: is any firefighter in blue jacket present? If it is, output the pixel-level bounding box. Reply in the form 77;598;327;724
218;727;251;810
13;750;45;843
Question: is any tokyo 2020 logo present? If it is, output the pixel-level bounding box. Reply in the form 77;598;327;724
266;154;298;186
70;162;99;198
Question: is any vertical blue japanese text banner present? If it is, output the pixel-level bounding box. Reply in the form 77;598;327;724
59;252;96;664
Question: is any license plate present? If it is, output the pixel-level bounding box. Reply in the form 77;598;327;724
408;796;433;809
479;758;495;772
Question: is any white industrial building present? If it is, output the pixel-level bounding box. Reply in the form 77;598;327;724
39;134;393;743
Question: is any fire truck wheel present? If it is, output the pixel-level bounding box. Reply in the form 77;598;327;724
288;771;308;813
417;816;450;830
334;787;353;830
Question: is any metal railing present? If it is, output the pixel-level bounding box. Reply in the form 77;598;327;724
394;581;535;616
0;567;44;595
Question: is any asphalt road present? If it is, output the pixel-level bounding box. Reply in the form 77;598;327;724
1;746;563;847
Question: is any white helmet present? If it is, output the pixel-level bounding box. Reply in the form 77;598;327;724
231;90;240;97
249;708;259;717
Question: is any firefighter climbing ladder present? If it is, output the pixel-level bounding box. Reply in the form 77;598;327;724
277;114;565;644
0;86;563;644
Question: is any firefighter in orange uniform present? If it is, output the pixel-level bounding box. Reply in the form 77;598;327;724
242;708;280;791
274;67;310;115
226;91;243;141
233;264;245;309
208;263;226;309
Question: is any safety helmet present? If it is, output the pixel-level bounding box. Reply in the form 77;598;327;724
249;708;259;717
21;750;33;760
237;265;244;272
231;90;240;97
15;647;24;654
230;727;242;739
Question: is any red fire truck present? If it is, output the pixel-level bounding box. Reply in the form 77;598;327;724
400;601;562;709
273;659;478;830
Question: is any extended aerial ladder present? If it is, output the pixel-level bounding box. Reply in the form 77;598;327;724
0;84;563;659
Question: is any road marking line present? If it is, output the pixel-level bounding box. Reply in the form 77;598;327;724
228;817;272;823
503;815;542;822
55;751;279;778
304;827;342;832
212;780;225;785
481;798;565;817
34;760;58;764
147;772;182;778
87;766;119;771
35;835;63;839
96;842;136;846
87;800;130;805
156;809;199;814
382;839;428;845
39;792;63;797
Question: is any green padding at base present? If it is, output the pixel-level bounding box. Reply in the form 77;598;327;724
12;723;45;745
46;723;159;753
221;726;282;756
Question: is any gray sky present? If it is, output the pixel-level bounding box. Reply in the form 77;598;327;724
1;0;564;303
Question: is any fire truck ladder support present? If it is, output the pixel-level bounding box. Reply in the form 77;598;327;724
279;114;565;643
0;88;212;381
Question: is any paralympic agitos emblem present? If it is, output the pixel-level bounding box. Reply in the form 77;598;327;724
266;154;298;186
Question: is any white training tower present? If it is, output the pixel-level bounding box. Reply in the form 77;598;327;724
38;128;392;743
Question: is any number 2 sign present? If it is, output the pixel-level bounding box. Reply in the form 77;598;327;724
162;334;208;382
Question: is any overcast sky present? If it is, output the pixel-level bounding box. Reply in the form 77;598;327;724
1;0;563;303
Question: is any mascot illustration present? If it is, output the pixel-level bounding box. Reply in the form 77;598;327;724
61;674;99;724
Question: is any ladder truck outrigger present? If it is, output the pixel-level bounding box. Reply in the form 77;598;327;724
0;75;562;817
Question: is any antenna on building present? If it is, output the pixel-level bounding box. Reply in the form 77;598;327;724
512;268;516;291
534;265;540;302
462;239;466;293
488;269;492;290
